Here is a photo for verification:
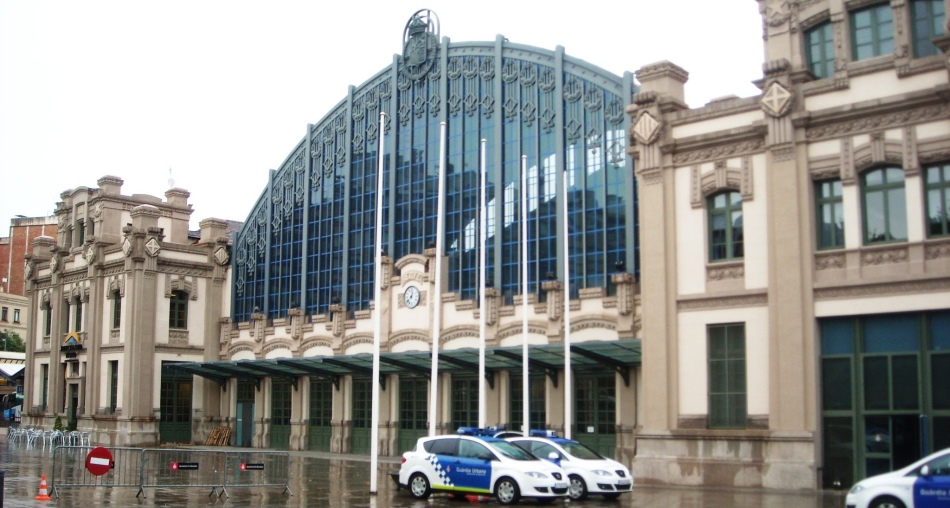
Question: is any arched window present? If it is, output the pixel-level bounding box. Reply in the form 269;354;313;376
708;191;744;262
861;167;906;244
169;290;189;330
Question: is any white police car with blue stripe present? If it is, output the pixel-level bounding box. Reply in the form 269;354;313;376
397;427;569;505
508;430;633;501
845;447;950;508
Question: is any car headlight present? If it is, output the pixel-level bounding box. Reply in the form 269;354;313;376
525;471;549;479
848;484;865;495
592;470;613;477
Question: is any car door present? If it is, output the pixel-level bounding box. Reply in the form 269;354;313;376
914;452;950;508
454;439;494;493
425;437;460;490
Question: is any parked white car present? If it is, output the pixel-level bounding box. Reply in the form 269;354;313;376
397;428;569;505
507;430;633;501
845;447;950;508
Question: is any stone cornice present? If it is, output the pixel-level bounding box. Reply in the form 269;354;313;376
814;277;950;299
802;88;950;141
668;125;768;165
677;289;768;311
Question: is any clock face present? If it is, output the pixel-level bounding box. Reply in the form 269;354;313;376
404;286;421;309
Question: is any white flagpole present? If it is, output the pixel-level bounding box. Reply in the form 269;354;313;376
563;167;572;440
478;138;487;429
521;155;529;434
370;111;386;493
430;121;447;436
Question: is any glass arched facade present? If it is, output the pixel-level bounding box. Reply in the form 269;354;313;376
232;35;636;321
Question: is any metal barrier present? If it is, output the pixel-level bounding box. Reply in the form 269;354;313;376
138;448;227;498
48;446;292;499
50;446;143;498
221;450;292;498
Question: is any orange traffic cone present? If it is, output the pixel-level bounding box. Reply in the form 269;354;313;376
35;474;52;501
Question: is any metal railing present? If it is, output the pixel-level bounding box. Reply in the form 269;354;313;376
43;444;291;499
139;448;227;498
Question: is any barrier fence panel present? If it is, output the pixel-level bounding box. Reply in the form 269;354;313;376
138;448;227;498
50;446;143;498
221;450;292;498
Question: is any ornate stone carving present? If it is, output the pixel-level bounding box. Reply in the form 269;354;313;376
214;246;229;266
672;139;765;165
861;247;908;265
330;304;346;337
541;280;563;321
761;81;793;117
145;237;161;257
122;237;132;257
611;272;636;316
806;104;949;140
925;242;950;260
632;111;660;145
707;263;745;281
815;252;846;270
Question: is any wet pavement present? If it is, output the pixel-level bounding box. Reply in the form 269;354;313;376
0;435;848;507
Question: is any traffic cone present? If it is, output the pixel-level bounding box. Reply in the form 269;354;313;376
35;474;52;501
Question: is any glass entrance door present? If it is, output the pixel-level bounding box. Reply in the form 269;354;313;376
574;371;616;458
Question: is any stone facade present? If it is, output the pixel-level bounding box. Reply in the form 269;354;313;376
21;176;232;446
628;0;950;490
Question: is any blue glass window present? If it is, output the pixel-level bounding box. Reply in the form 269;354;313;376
926;162;950;237
862;167;906;244
816;179;845;249
806;22;836;78
851;3;894;60
863;314;920;353
708;191;744;262
911;0;946;57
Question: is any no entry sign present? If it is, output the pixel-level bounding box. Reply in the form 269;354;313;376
85;446;114;476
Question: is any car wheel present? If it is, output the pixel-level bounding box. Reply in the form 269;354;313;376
568;474;588;500
602;492;622;501
869;497;906;508
495;476;521;505
408;473;431;499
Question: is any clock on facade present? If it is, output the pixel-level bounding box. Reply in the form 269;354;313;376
404;286;421;309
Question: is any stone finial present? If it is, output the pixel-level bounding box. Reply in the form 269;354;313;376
198;218;228;245
32;235;56;259
635;61;689;105
97;176;124;195
165;188;191;208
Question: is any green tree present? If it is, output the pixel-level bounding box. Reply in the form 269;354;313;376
0;330;25;352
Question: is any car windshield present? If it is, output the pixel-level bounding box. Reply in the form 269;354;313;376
561;441;604;460
488;440;538;461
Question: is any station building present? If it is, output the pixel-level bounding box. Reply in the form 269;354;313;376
22;1;950;491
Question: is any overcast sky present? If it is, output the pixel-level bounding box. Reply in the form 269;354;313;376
0;1;764;232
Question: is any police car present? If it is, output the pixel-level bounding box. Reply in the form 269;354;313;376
507;430;633;501
397;427;569;505
845;447;950;508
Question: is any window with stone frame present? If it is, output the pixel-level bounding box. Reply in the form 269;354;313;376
911;0;946;57
708;323;747;429
925;162;950;237
850;2;895;60
168;290;189;330
816;179;845;249
806;20;836;78
708;191;744;262
861;167;907;244
111;290;122;329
